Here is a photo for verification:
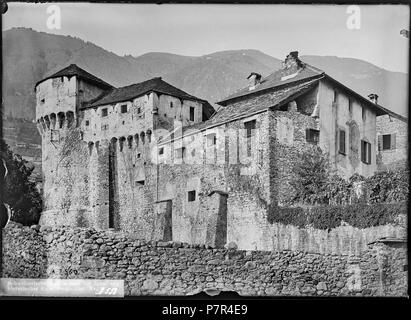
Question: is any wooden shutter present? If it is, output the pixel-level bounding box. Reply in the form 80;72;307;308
339;130;346;154
361;140;365;162
391;133;396;150
377;135;382;151
367;142;371;164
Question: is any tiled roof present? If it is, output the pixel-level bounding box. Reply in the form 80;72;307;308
218;63;324;105
89;77;207;107
35;64;113;89
158;77;322;143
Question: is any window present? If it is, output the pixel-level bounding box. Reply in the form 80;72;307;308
333;89;338;103
361;140;371;164
170;102;173;108
102;108;108;117
244;120;256;157
50;130;60;142
189;107;195;121
188;190;196;202
159;147;164;155
338;129;346;155
362;106;366;121
244;120;256;138
41;98;45;104
175;147;185;159
85;120;90;126
137;107;141;114
348;99;353;114
101;124;109;131
206;133;217;147
379;134;396;151
121;104;127;113
135;180;145;186
306;128;320;144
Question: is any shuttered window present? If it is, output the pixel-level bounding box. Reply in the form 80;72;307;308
244;120;256;157
338;129;346;155
361;140;371;164
378;134;396;151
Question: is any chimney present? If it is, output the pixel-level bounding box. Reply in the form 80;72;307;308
247;72;262;90
368;93;379;104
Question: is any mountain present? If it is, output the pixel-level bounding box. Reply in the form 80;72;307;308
1;28;408;170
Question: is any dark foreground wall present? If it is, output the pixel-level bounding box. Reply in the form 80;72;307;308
2;222;407;297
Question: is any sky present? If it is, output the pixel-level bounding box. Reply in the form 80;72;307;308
2;3;410;73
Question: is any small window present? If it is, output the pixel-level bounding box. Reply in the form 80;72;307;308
41;98;45;104
383;134;391;150
50;130;60;142
306;129;320;144
137;153;141;158
170;102;173;108
121;104;127;113
338;129;346;155
101;124;109;131
244;120;256;138
333;89;338;103
379;134;396;151
188;190;196;202
102;108;108;117
348;99;353;114
159;147;164;155
361;140;371;164
189;107;195;121
206;133;217;147
362;106;366;121
135;180;145;186
137;107;141;114
85;120;90;126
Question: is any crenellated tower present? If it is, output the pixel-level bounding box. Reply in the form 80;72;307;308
35;64;113;227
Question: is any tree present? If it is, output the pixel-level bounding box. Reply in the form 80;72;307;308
288;146;331;205
1;140;42;225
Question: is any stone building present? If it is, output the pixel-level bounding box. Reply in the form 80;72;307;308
375;105;408;171
35;52;393;249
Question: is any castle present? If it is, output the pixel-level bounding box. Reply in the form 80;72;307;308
35;51;403;250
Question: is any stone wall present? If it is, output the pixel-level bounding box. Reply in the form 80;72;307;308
376;114;408;171
2;222;407;297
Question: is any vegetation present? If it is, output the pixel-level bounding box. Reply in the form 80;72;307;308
1;141;42;225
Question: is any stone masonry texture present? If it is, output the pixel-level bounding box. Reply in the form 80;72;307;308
2;222;408;297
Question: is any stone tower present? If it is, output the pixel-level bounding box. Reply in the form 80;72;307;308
35;64;113;227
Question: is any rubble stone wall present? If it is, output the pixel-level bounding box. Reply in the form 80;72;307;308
2;222;407;297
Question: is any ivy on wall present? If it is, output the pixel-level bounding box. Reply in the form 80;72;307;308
267;202;407;230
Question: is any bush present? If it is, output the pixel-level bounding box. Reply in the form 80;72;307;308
268;202;407;230
365;168;409;204
289;148;408;206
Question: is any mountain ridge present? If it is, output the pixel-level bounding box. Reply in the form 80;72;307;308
2;27;408;121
